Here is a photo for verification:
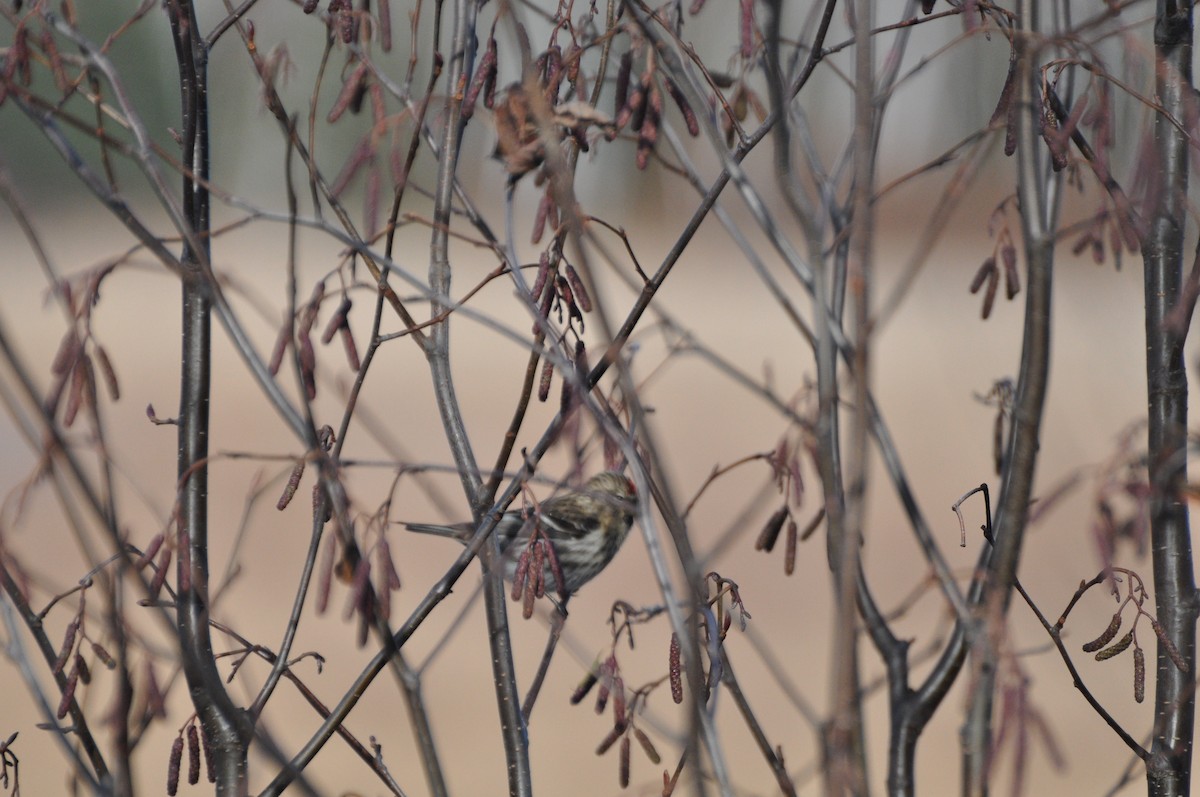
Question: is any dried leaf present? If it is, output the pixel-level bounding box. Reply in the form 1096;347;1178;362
634;726;661;764
980;266;999;319
612;676;626;728
570;665;599;704
339;326;361;371
755;506;788;552
1001;244;1020;299
53;618;79;675
187;725;201;785
321;297;351;345
595;725;622;755
91;641;116;669
595;662;611;715
969;257;995;294
739;0;755;59
167;736;183;796
1095;629;1134;661
664;77;700;136
565;264;592;313
669;633;683;703
462;37;497;122
57;663;79;719
800;508;825;542
784;519;798;575
522;578;536;619
1081;612;1122;653
614;51;633;123
74;652;91;685
201;724;216;783
315;532;337;614
277;460;305;511
1133;646;1145;703
510;548;530;602
1151;617;1190;672
93;344;120;401
619;735;631;788
329;61;369;124
989;50;1016;127
531;540;546;600
298;332;317;400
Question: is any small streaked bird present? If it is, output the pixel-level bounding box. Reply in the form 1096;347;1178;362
404;471;637;596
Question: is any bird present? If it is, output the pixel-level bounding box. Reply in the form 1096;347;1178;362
403;471;637;597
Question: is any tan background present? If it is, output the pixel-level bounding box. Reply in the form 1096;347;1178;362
0;3;1190;796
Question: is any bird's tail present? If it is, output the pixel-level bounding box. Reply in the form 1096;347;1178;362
403;522;469;540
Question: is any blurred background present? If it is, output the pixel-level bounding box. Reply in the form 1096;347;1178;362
0;1;1190;795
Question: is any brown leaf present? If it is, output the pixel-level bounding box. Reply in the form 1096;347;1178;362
619;735;631;788
784;519;798;575
1151;617;1190;672
755;506;788;552
1081;612;1121;653
669;633;683;703
634;726;661;764
570;665;599;704
1133;646;1145;703
167;736;183;796
328;61;369;124
93;344;120;401
462;38;497;122
187;725;201;785
277;460;305;511
595;725;622;755
1095;629;1134;661
565;264;592;312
